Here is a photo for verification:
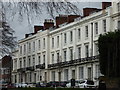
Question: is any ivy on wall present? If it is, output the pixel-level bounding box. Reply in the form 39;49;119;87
98;30;120;78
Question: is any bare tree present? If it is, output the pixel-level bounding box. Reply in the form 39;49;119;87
1;22;17;56
0;8;17;57
0;0;80;56
2;0;80;23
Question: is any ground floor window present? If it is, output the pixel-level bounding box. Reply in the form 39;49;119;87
64;69;68;81
88;67;92;80
79;67;84;80
95;65;100;78
72;70;75;79
51;71;55;81
15;75;17;83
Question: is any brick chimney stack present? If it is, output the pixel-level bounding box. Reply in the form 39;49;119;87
56;15;68;28
67;15;80;23
102;2;111;9
56;15;81;28
44;19;54;30
34;26;44;33
83;8;101;17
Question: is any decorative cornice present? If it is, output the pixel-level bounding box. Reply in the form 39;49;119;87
19;36;36;43
111;12;120;18
49;12;108;36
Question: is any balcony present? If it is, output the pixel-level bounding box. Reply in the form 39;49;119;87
17;68;26;72
48;55;99;69
26;66;35;71
36;63;45;69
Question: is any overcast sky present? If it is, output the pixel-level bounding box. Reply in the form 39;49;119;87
6;2;111;41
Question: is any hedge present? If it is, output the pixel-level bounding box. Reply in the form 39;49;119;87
8;88;96;90
98;30;120;77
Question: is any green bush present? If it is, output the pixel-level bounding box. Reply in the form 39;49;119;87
98;30;120;77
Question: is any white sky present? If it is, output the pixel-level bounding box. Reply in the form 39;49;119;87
6;2;111;40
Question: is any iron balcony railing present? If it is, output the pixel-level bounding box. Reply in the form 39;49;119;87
17;65;36;72
36;63;45;69
48;55;99;69
17;68;26;72
26;66;35;71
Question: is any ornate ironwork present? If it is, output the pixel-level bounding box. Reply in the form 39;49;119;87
48;55;99;69
36;63;45;69
17;68;26;72
26;66;34;71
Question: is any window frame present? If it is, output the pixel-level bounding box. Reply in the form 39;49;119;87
95;22;98;35
52;37;54;48
79;67;84;80
103;19;106;32
85;44;89;57
64;33;67;44
70;31;73;43
78;28;81;40
85;26;88;38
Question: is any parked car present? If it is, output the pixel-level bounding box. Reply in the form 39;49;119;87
46;81;59;87
36;82;41;87
66;81;80;88
79;80;96;88
7;83;16;88
36;82;47;87
27;83;36;87
14;83;29;88
21;83;28;87
0;81;8;88
14;83;21;88
59;81;68;87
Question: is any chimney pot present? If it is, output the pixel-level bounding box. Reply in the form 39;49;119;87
44;19;54;30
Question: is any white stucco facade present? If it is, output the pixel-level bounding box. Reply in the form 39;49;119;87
12;1;120;86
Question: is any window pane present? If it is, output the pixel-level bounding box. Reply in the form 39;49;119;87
43;55;45;64
64;33;67;44
38;55;41;64
24;44;26;55
95;22;98;35
52;38;54;48
85;26;88;38
78;47;81;59
95;65;100;78
78;29;81;40
57;53;59;63
70;31;73;42
43;38;45;49
57;36;59;47
64;69;68;81
117;2;120;12
38;40;40;49
94;43;99;55
52;71;55;81
79;67;84;79
85;45;89;57
103;19;106;32
64;51;66;61
52;54;54;63
33;42;35;52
